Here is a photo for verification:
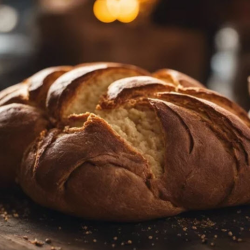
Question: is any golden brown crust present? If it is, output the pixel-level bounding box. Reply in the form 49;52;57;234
19;95;250;220
180;87;250;127
46;63;149;120
75;62;150;75
0;62;249;221
150;94;250;208
0;104;49;187
28;66;72;108
99;76;176;109
0;83;29;107
19;114;183;221
100;76;250;127
153;69;204;88
64;113;90;128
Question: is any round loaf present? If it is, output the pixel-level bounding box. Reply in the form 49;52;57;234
1;62;250;221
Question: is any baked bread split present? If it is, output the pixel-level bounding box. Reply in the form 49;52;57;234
0;62;250;221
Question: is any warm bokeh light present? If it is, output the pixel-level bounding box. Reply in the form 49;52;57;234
0;5;18;32
93;0;139;24
93;0;117;23
117;0;139;23
106;0;120;16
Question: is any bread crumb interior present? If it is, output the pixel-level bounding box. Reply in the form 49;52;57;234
97;106;165;178
63;71;138;118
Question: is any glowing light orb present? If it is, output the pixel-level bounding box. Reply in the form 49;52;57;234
93;0;117;23
117;0;139;23
0;5;18;32
93;0;139;24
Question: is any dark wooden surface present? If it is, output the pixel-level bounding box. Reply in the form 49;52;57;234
1;190;250;250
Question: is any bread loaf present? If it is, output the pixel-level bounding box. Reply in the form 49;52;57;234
1;62;250;221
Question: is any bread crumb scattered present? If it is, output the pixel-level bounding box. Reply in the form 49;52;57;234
30;238;44;247
45;238;52;244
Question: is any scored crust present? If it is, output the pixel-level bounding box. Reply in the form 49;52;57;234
46;63;149;121
100;75;250;127
153;68;205;88
0;83;29;107
99;95;250;209
178;88;250;127
152;93;250;207
99;76;176;109
19;113;183;221
0;62;250;221
28;66;72;107
19;95;250;220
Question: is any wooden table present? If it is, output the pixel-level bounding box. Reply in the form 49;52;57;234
1;190;250;250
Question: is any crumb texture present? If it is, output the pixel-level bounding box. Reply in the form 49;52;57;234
98;106;165;178
63;71;139;118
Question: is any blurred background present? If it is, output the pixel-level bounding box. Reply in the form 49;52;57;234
0;0;250;109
